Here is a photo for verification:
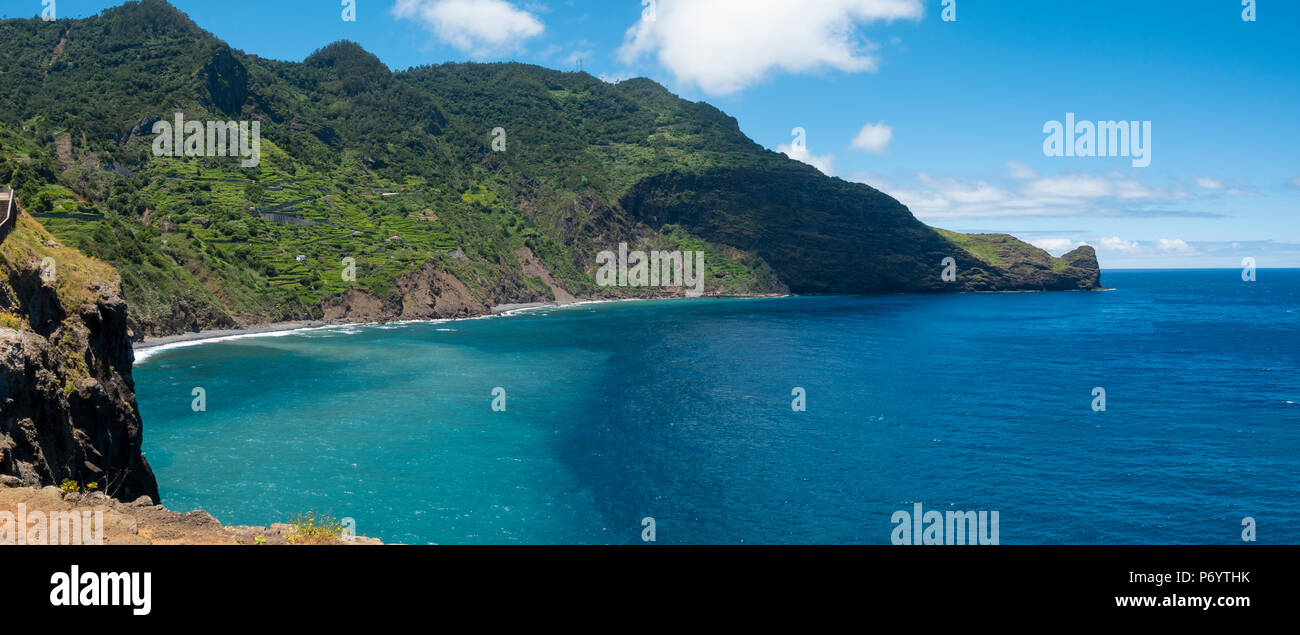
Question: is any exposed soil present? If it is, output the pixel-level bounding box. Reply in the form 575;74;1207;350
0;480;380;545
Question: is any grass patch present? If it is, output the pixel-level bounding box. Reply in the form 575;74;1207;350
286;511;345;545
936;229;1009;267
0;311;24;330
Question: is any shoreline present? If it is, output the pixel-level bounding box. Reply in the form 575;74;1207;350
133;320;332;351
129;301;590;354
131;294;788;361
129;286;1106;361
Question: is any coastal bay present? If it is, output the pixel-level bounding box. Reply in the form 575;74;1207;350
134;271;1300;545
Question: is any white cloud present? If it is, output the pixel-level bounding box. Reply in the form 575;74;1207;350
1156;238;1193;253
915;173;1005;204
391;0;544;58
1290;176;1300;189
1083;239;1300;268
1195;177;1258;196
1009;173;1176;202
1112;178;1167;200
858;163;1242;223
889;171;1211;221
883;169;1199;220
617;0;923;95
1006;161;1038;180
1024;174;1117;199
1018;236;1271;268
1097;236;1140;253
851;121;893;154
888;188;948;216
1030;238;1085;255
777;142;835;176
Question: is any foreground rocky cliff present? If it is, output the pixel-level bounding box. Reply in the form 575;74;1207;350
0;210;379;543
0;208;159;503
0;483;380;544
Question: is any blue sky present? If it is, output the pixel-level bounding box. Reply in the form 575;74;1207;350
12;0;1300;268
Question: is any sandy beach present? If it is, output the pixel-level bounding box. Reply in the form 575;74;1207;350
130;301;584;360
132;321;332;351
129;295;787;361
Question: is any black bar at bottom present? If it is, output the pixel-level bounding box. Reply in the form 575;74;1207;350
2;545;1289;621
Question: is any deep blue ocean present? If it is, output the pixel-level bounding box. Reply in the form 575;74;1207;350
133;270;1300;544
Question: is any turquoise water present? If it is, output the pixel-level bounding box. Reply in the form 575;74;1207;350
134;270;1300;544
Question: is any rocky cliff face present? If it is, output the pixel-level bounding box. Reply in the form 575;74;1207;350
0;211;159;503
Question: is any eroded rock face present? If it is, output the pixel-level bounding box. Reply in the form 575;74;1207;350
323;260;497;322
515;246;577;304
0;259;159;504
128;295;239;340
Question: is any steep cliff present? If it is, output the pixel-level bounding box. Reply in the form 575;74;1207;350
0;207;159;503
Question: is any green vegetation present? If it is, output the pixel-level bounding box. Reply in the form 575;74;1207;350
936;228;1070;271
57;478;96;493
0;1;1095;336
936;229;1009;267
0;311;23;330
0;3;786;333
287;511;345;545
0;197;121;312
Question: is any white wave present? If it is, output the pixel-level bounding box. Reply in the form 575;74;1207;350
133;323;343;363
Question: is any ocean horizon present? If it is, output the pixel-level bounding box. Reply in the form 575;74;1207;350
133;269;1300;544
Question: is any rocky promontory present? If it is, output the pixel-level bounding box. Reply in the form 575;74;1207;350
0;210;158;502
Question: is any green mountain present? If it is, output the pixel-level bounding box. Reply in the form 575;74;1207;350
0;0;1099;338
